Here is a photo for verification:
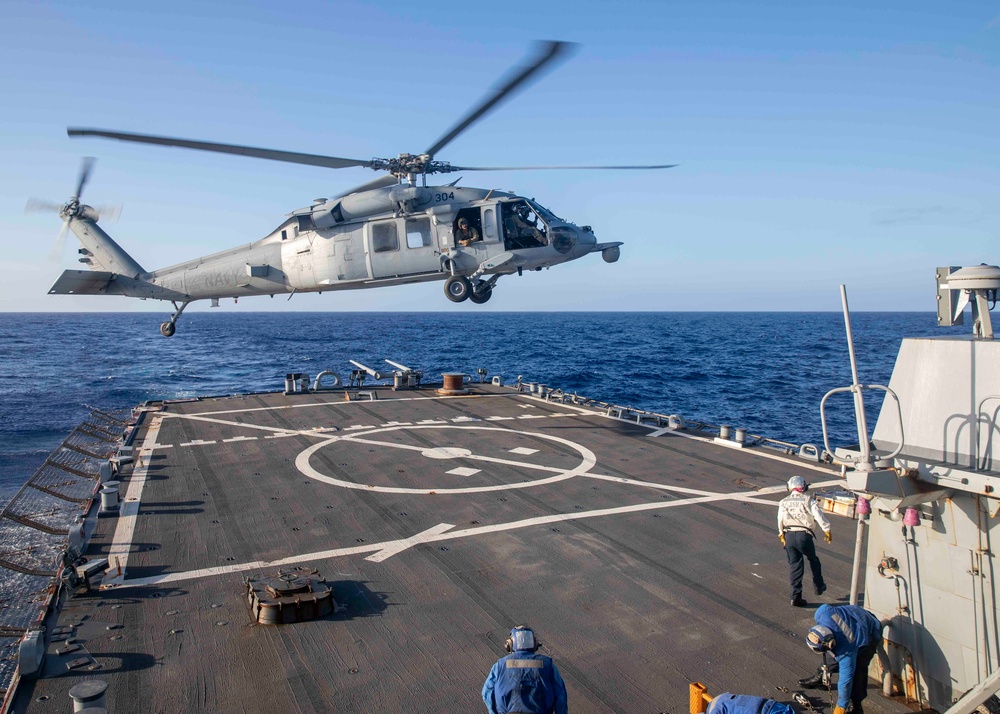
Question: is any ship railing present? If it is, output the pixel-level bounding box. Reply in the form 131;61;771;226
0;407;134;714
510;381;830;463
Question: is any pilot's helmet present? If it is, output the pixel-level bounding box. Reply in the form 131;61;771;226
458;218;469;228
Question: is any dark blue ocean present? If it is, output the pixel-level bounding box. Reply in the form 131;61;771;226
0;312;963;505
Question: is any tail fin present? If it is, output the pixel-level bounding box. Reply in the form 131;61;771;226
70;213;144;277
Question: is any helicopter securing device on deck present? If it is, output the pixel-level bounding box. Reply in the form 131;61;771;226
36;42;674;336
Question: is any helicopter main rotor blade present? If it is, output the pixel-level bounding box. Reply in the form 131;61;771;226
424;40;575;159
448;163;678;171
68;129;377;171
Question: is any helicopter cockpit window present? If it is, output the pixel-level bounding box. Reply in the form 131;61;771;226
502;200;548;250
372;222;398;253
405;218;432;249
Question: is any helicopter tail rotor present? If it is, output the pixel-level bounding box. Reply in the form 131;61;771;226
26;157;122;261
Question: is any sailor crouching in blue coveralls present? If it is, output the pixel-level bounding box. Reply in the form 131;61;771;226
482;626;568;714
806;604;883;714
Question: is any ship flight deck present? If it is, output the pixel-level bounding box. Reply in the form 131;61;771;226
13;383;915;714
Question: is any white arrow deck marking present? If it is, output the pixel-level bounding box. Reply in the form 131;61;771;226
365;523;455;563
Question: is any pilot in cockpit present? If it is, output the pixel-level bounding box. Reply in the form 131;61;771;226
512;204;547;246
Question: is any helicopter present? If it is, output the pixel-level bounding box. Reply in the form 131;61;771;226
39;41;674;337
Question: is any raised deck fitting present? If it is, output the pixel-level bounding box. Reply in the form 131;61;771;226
246;567;335;624
437;372;469;395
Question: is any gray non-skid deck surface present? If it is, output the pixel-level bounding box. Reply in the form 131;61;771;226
18;388;913;713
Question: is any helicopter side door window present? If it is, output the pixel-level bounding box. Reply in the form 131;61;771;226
405;218;432;249
372;222;399;253
482;208;497;242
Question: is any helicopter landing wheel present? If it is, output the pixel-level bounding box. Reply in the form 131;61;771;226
444;276;472;303
160;322;176;338
469;284;493;304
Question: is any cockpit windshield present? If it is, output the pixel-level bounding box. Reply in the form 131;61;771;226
527;199;562;223
501;200;549;250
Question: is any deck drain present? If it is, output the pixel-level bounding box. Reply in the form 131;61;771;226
212;520;220;524
211;603;223;608
349;668;359;674
470;520;480;524
35;695;49;702
292;527;300;531
150;592;164;598
398;512;408;516
356;538;365;543
652;514;661;518
439;547;449;552
166;610;179;616
215;621;229;627
110;635;123;641
551;528;561;533
111;604;123;609
225;557;235;561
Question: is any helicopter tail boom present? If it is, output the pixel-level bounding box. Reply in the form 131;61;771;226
68;215;145;277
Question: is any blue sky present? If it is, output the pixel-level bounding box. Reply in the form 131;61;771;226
1;0;997;312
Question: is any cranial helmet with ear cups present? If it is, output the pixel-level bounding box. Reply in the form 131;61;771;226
505;625;538;653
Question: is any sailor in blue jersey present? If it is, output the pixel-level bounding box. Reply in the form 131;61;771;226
482;626;568;714
806;604;883;714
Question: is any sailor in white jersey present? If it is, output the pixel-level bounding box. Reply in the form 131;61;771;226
777;475;831;607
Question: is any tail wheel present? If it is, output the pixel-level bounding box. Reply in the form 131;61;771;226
160;322;176;337
444;276;472;303
469;284;493;304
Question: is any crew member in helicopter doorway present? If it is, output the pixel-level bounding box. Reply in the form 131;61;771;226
777;475;831;606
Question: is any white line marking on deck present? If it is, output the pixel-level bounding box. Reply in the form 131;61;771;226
451;416;480;422
647;427;673;437
417;419;448;425
447;467;481;477
381;421;412;426
101;416;163;587
509;447;539;455
518;415;547;420
222;436;258;443
365;523;455;563
115;482;819;589
186;392;511;417
485;416;514;421
179;439;216;447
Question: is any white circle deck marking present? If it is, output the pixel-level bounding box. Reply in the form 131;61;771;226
295;424;596;494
